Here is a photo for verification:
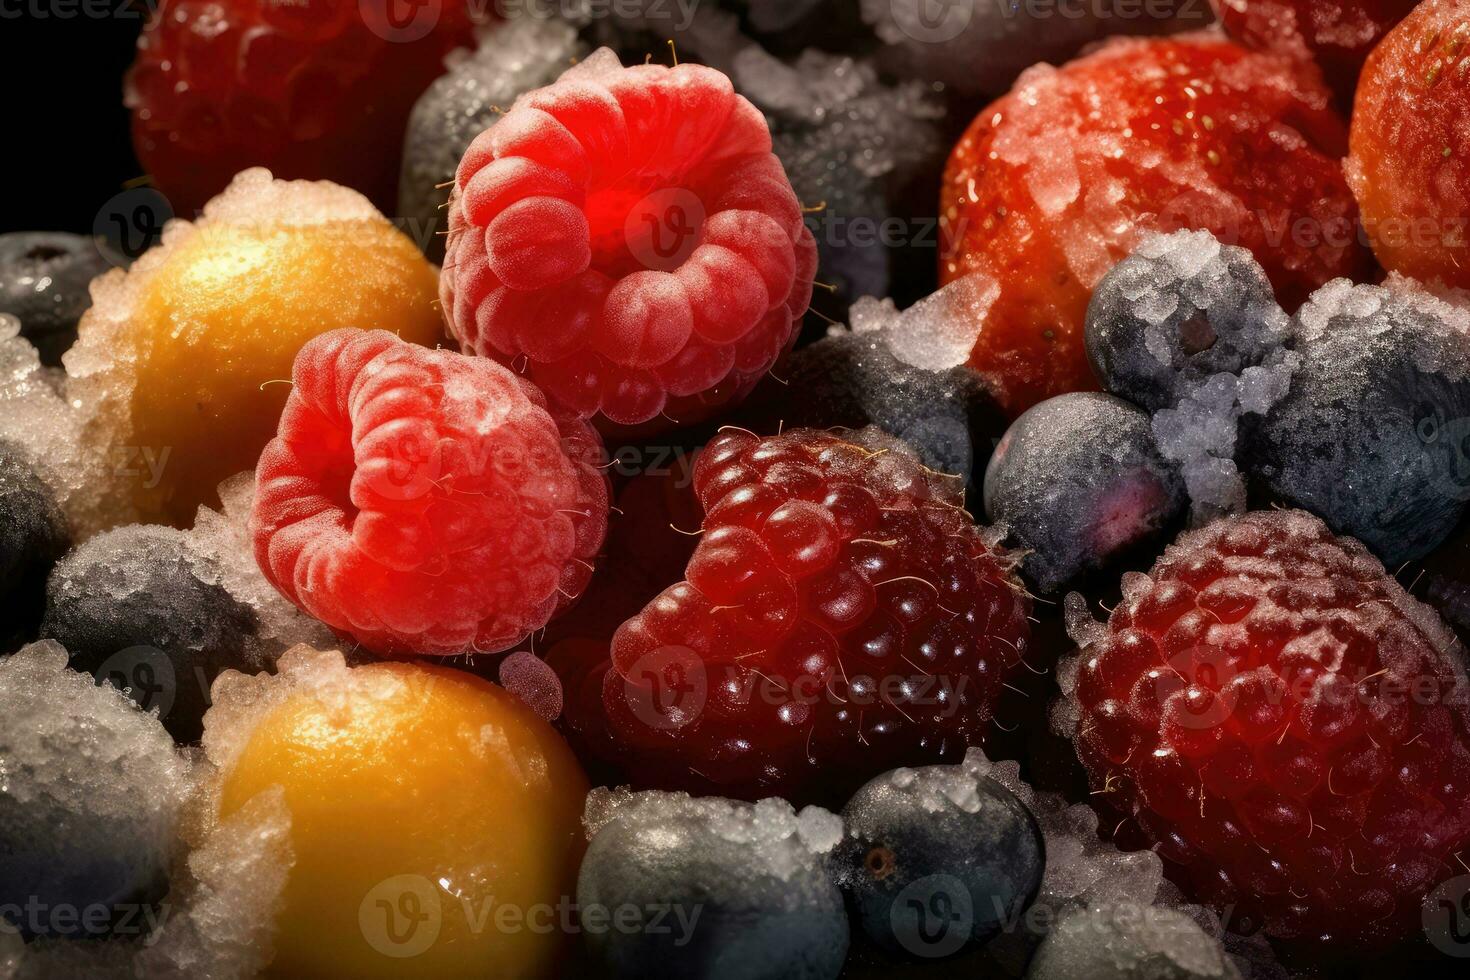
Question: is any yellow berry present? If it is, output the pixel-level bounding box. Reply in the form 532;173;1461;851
70;169;444;528
214;653;587;978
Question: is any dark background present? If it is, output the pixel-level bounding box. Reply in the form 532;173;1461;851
4;10;144;234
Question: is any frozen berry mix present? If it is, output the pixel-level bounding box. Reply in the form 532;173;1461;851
441;50;818;430
125;0;482;215
251;328;608;657
1063;510;1470;947
1348;0;1470;290
595;427;1032;804
941;33;1365;415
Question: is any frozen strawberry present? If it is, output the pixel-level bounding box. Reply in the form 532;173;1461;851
1214;0;1418;101
594;427;1032;805
440;50;818;431
1062;510;1470;947
1348;0;1470;290
125;0;483;216
251;329;608;657
941;33;1366;416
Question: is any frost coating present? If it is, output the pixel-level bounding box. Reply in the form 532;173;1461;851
399;17;587;263
579;788;848;979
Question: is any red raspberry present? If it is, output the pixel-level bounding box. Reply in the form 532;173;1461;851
941;33;1366;416
125;0;481;216
1213;0;1418;102
250;328;608;657
1063;510;1470;947
440;52;818;431
1348;0;1470;291
595;427;1032;804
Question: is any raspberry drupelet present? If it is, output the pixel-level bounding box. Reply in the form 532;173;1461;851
1061;510;1470;948
595;427;1033;804
250;329;608;657
440;50;818;431
941;33;1366;416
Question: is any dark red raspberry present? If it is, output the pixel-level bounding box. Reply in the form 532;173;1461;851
1064;509;1470;948
439;52;818;432
594;427;1032;804
126;0;482;216
251;328;608;657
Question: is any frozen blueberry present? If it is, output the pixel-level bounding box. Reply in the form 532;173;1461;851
1;641;188;940
0;441;70;649
1085;230;1291;413
41;525;260;744
984;393;1187;594
1252;278;1470;566
835;756;1044;960
0;232;113;367
578;789;849;980
747;331;1004;488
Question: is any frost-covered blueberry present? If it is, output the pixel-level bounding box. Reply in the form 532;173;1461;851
1085;230;1291;414
0;641;188;940
0;232;113;367
745;273;1004;489
41;525;260;743
983;393;1186;593
834;754;1043;960
1252;277;1470;566
0;441;70;648
578;789;849;980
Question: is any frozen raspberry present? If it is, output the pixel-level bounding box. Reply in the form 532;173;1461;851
596;427;1032;804
941;33;1366;416
1348;0;1470;290
125;0;482;216
440;49;818;431
251;328;608;657
1062;510;1470;947
1214;0;1418;102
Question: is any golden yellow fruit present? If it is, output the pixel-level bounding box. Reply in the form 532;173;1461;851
212;649;587;979
69;169;443;529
